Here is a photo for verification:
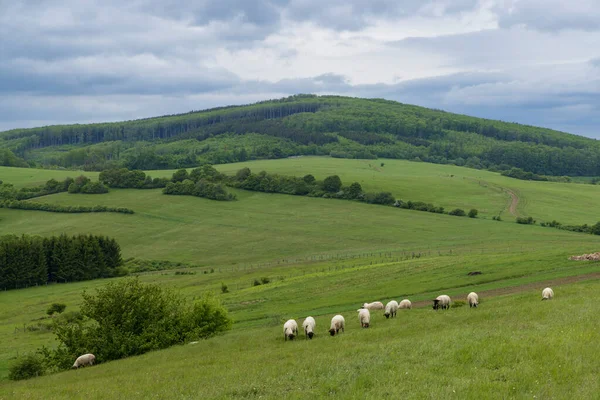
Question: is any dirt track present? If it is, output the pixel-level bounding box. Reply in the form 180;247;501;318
411;271;600;308
505;188;519;216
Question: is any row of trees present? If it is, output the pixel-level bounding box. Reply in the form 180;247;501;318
99;168;170;189
0;200;133;214
0;234;124;290
1;175;107;201
163;180;236;201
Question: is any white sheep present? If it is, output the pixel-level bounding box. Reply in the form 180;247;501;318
432;295;451;310
357;308;371;327
72;353;96;369
384;300;398;318
398;299;412;310
329;315;345;336
542;287;554;300
467;292;479;308
362;301;384;311
302;316;316;339
283;319;299;341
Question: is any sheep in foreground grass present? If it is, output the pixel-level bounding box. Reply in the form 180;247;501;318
72;353;96;369
357;308;371;327
283;319;299;341
398;299;412;310
432;295;451;310
329;315;345;336
384;300;398;318
542;287;554;300
303;316;316;339
362;301;384;311
467;292;479;308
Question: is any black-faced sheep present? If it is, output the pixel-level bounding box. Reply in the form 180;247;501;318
302;316;316;339
467;292;479;308
283;319;299;341
357;308;371;327
432;295;451;310
384;300;398;318
329;315;345;336
542;287;554;300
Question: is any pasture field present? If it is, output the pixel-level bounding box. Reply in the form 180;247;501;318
1;159;600;397
3;156;600;224
2;277;599;399
204;157;600;225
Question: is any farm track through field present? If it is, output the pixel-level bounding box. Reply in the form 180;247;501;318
410;271;600;308
505;188;519;216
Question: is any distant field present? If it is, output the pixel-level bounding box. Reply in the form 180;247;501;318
3;277;599;398
149;157;600;225
3;158;600;224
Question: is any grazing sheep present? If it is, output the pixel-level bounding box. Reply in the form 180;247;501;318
384;300;399;318
302;316;316;339
432;295;451;310
357;308;371;327
72;353;95;369
542;287;554;300
362;301;384;311
467;292;479;308
283;319;299;341
329;315;345;336
398;299;412;310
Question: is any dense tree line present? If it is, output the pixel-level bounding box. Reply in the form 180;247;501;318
99;168;169;188
163;166;235;201
5;95;600;176
501;168;548;181
228;168;468;214
0;200;133;214
0;148;28;167
0;234;123;290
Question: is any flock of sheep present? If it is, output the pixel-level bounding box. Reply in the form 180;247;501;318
68;288;556;367
283;287;555;340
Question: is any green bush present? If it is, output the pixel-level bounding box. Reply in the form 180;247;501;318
48;279;232;366
47;303;67;316
449;208;466;216
8;354;45;381
323;175;342;192
260;277;271;284
516;216;535;225
468;209;478;218
221;283;229;293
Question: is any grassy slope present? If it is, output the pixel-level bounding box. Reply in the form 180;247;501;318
149;157;600;224
3;278;599;399
1;159;600;393
3;157;600;224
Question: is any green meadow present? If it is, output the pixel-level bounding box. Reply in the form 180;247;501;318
2;277;599;399
1;158;599;398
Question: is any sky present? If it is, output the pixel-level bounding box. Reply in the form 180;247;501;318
1;0;599;138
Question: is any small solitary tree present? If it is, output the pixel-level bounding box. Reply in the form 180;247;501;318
468;209;478;218
221;283;229;293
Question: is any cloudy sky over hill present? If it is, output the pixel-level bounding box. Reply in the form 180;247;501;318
1;0;599;137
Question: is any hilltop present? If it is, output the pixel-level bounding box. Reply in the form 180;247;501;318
1;95;599;176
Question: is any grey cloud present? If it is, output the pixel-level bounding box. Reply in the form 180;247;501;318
495;0;600;32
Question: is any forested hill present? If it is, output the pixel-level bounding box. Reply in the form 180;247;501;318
1;94;599;175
